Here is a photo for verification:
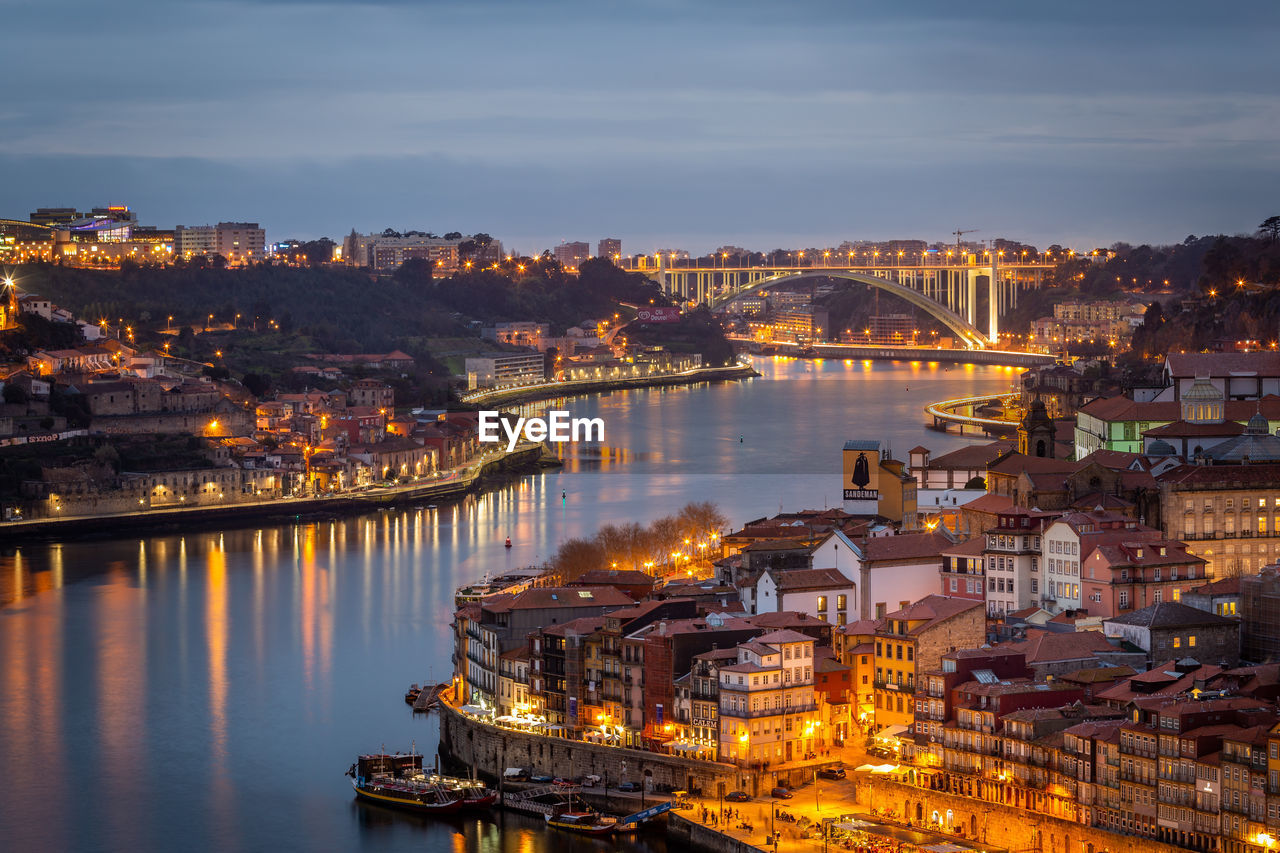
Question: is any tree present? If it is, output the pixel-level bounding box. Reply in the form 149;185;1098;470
1259;216;1280;243
241;372;270;398
393;257;434;286
444;231;463;240
300;239;336;267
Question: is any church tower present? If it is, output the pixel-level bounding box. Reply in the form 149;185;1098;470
1018;396;1056;458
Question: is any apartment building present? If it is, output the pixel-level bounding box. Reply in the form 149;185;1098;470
873;595;985;728
718;629;820;766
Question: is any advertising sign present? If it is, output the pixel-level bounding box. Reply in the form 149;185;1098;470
636;307;680;323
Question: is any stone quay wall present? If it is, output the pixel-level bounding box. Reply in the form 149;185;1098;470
860;776;1191;853
669;813;768;853
440;700;840;796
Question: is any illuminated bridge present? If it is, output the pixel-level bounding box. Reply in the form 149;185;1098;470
638;257;1049;350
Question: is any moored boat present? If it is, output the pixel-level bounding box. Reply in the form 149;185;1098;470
346;753;465;815
423;773;498;810
544;810;619;836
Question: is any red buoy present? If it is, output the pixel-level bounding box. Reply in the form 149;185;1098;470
505;537;512;548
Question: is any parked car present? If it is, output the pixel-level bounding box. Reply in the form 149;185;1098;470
817;767;846;780
725;791;750;802
616;781;640;793
771;787;793;799
530;774;554;783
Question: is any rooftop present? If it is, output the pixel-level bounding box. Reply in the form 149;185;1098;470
1105;601;1239;629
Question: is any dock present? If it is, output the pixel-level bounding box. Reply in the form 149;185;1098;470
412;683;446;713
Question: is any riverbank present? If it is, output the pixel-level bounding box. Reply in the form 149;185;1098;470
733;339;1055;368
0;442;547;542
459;361;758;407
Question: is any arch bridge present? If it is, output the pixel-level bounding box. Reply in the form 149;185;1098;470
640;261;1045;349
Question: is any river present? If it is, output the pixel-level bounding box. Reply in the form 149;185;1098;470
0;356;1015;852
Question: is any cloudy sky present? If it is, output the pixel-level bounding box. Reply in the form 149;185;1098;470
3;0;1277;254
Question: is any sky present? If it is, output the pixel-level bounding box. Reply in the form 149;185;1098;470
3;0;1278;255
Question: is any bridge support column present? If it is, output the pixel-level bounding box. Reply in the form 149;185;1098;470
988;261;999;347
966;270;978;326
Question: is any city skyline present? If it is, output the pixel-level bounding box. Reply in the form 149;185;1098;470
4;1;1278;253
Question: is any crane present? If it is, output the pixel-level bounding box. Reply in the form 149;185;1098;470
952;229;979;251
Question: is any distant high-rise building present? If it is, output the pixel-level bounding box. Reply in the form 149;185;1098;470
553;241;590;269
341;232;501;271
29;208;84;227
174;225;217;258
174;222;266;263
597;238;621;262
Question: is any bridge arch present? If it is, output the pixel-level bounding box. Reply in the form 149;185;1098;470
709;271;989;350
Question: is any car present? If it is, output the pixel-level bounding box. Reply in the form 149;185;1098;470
725;791;750;802
771;787;793;799
817;767;846;780
530;774;553;783
616;781;640;793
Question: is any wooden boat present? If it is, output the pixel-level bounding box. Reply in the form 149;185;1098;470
544;810;619;836
404;684;421;705
424;773;498;810
347;753;464;815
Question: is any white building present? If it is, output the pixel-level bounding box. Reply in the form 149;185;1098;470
809;528;953;621
751;568;855;626
175;222;266;263
464;352;546;390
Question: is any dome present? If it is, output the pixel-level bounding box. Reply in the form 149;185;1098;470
1247;412;1269;434
1182;377;1221;402
1148;439;1176;456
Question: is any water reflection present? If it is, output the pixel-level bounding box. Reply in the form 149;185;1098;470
0;359;1010;851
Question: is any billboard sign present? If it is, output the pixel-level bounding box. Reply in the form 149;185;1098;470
636;307;680;323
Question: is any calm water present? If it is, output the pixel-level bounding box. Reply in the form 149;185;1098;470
0;356;1014;852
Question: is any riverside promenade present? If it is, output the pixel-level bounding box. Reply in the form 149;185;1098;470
0;441;545;540
459;360;758;407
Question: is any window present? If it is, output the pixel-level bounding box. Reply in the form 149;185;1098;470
1189;635;1197;647
907;646;913;662
1154;589;1163;603
1173;637;1181;649
1119;591;1130;609
1261;516;1270;535
1031;579;1038;594
817;596;828;613
1031;557;1038;572
837;594;847;611
949;577;958;592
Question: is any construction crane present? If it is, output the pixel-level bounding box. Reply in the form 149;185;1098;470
952;229;979;251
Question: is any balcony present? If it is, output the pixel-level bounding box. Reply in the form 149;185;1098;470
874;679;915;692
719;702;819;719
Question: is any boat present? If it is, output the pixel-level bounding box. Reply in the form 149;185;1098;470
505;536;512;548
424;773;499;810
404;684;421;705
346;753;465;815
545;809;619;836
454;566;546;607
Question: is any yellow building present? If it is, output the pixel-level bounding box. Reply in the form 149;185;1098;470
873;595;985;730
